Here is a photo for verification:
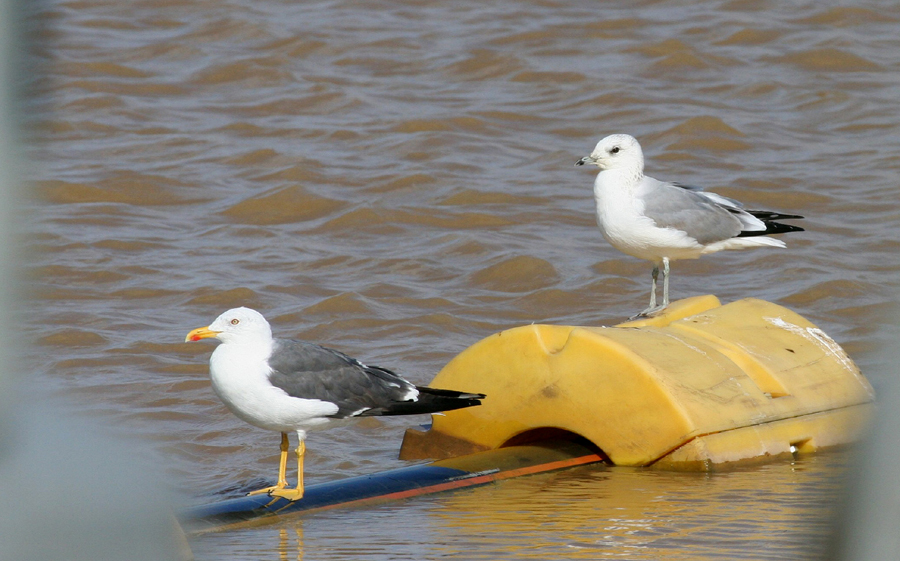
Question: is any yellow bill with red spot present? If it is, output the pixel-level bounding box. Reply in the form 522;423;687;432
185;326;221;343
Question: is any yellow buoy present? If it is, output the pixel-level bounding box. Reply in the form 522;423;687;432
400;296;874;469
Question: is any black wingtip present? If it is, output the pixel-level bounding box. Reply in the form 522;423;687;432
417;386;485;399
737;219;805;237
771;223;805;234
735;210;805;237
415;386;485;411
747;210;805;221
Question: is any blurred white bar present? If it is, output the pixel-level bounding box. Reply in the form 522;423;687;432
0;1;191;559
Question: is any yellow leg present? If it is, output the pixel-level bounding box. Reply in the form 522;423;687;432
247;432;290;496
297;440;305;492
269;440;305;501
277;433;290;488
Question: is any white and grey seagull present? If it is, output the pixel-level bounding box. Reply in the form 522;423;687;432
576;133;804;317
186;307;484;501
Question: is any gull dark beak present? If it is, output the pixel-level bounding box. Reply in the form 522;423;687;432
575;156;591;167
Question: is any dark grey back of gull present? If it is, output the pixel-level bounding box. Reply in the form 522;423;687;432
267;339;484;419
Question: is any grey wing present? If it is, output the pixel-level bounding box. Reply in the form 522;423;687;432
672;182;746;209
670;182;769;233
266;339;416;418
639;177;752;244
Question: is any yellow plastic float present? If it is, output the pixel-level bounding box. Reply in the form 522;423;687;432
400;296;875;469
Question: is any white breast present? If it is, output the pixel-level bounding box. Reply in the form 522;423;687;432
594;172;704;262
209;343;339;433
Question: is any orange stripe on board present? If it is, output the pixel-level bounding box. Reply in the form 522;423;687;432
277;452;604;516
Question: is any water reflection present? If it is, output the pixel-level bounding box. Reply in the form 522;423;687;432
278;528;303;561
192;452;842;560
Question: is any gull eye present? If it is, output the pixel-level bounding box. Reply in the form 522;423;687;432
610;146;620;154
231;319;240;325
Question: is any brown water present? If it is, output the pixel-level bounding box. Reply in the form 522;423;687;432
22;0;900;558
188;454;845;560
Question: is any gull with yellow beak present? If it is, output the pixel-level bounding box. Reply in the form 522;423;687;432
186;307;484;501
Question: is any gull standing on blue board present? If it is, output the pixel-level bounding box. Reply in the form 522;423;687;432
186;307;484;501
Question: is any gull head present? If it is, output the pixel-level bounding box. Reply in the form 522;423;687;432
185;306;273;345
575;134;643;172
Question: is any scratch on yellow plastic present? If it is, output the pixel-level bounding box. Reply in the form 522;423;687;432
401;296;875;469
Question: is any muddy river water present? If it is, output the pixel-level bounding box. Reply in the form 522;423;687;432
20;0;900;558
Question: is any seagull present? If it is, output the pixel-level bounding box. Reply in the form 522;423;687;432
185;307;485;501
576;133;804;317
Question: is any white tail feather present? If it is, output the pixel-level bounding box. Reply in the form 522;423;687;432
701;236;786;255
